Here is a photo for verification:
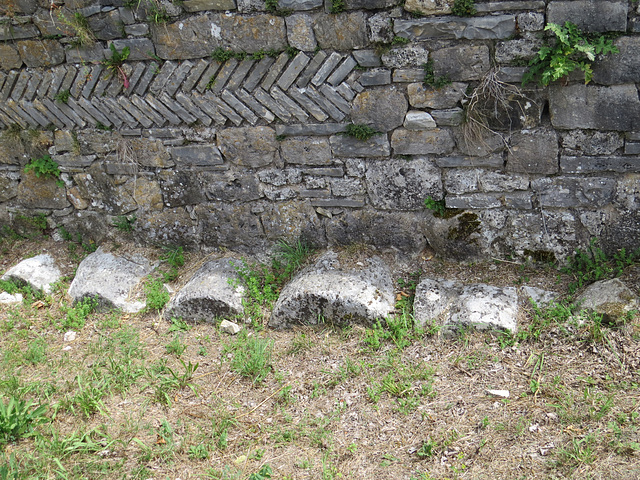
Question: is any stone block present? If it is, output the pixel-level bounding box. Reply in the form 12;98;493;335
391;128;455;155
560;156;640;174
479;171;529;192
217;126;278;167
172;144;224;167
353;50;381;67
258;168;302;186
507;129;559;175
330;134;390;157
366;157;442;210
368;11;394;43
201;170;261;203
404;111;436;130
17;40;65;68
561;130;623;156
431;108;463;126
0;45;23;70
109;39;155;61
182;0;237;11
625;143;640;155
344;0;397;8
532;177;616;208
66;44;106;63
615;174;640;211
593;37;640;85
0;24;39;41
517;12;545;31
313;12;368;50
17;173;69;209
350;86;407;132
547;1;627;33
407;82;466;109
444;169;479;195
394;15;516;41
281;137;332;165
476;1;545;12
158;170;206;208
381;46;429;69
0;174;19;202
432;45;490;81
436;155;503;168
404;0;453;16
359;69;391;86
88;9;124;40
330;178;364;197
549;84;640;131
495;38;542;64
286;14;317;51
392;69;424;83
261;200;325;245
196;202;265;251
446;193;502;209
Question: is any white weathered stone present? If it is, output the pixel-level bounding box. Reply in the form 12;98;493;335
0;292;23;304
575;278;638;323
486;389;510;398
404;111;437;130
163;258;245;323
220;319;241;335
68;247;156;313
269;251;395;329
520;286;559;307
1;254;61;294
63;331;77;342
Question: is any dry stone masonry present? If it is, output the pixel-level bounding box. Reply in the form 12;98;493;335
0;0;639;261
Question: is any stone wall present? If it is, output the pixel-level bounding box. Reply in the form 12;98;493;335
0;0;639;261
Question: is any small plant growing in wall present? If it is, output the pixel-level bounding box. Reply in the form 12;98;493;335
522;21;619;86
54;89;70;104
24;155;64;187
103;44;131;88
112;215;136;232
423;60;451;89
424;196;446;218
57;11;96;46
343;124;379;141
451;0;476;17
329;0;345;14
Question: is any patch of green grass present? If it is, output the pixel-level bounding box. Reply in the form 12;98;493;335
166;334;187;357
60;297;97;331
144;278;169;312
342;123;379;141
423;60;451;89
424;196;447;217
329;0;344;14
451;0;476;16
0;396;48;448
226;331;273;384
160;245;184;282
112;215;136;233
54;89;71;104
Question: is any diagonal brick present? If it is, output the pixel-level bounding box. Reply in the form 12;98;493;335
135;62;159;96
210;58;238;94
158;92;197;124
103;97;138;128
270;86;309;123
36;71;53;98
11;70;30;101
70;68;91;99
319;84;351;114
226;59;255;91
82;65;104;98
196;61;221;93
90;98;124;129
0;103;28;128
261;52;289;91
6;100;39;127
335;82;356;101
124;62;146;96
144;94;182;125
46;67;67;100
164;60;194;97
304;85;345;121
175;92;212;126
60;66;78;94
311;52;342;86
253;87;292;122
67;97;99;125
243;56;275;92
0;105;19;129
183;59;209;93
117;96;154;128
76;97;113;127
297;51;327;87
22;70;43;101
0;73;5;93
191;92;228;125
0;71;19;102
32;99;66;129
150;60;178;95
327;56;357;86
130;94;166;127
235;89;275;123
18;101;51;127
288;87;329;122
39;98;77;129
277;52;310;91
92;69;114;98
220;90;258;125
207;95;243;126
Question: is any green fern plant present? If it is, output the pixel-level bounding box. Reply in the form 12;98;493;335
522;22;619;86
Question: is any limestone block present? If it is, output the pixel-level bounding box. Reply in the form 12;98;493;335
381;46;429;69
88;9;123;40
444;169;479;195
330;134;390;157
547;0;627;33
391;128;455;155
286;14;317;51
615;174;640;211
281;137;332;165
432;45;490;81
17;174;69;209
366;157;442;210
280;0;323;9
495;38;542;64
313;12;368;50
407;82;467;109
516;12;545;31
0;174;19;202
163;258;245;323
532;177;616;208
507;129;559;175
68;247;156;313
261;200;325;244
217;127;278;167
133;177;164;212
158;170;206;207
171;144;223;167
66;44;106;63
404;0;453;15
201;170;262;202
269;252;395;329
17;40;65;68
560;130;623;156
0;24;39;41
344;0;397;8
575;278;638;324
549;84;640;131
196;202;265;251
1;254;62;294
593;37;640;85
135;208;200;247
350;86;407;132
109;39;155;61
394;15;516;41
404;111;436;130
0;44;23;70
368;12;394;43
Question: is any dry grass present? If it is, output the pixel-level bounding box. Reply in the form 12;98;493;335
1;236;639;480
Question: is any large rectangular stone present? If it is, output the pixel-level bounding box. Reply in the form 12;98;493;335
561;156;640;174
436;155;503;168
360;69;392;86
277;52;310;90
172;145;223;166
235;89;276;123
288;88;329;122
476;1;545;12
0;24;39;41
276;123;346;136
625;144;640;155
391;128;455;155
330;134;390;157
547;1;627;33
182;0;236;12
593;37;640;85
446;194;502;209
549;84;640;131
532;177;616;208
394;15;516;41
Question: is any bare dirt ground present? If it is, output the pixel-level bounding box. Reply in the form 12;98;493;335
1;235;639;480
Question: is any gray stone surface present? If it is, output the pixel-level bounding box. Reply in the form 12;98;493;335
520;286;559;308
217;127;278;167
359;69;391;86
391;128;455;155
17;174;69;209
68;247;156;313
394;15;516;40
549;85;640;131
507;129;559;175
561;130;624;156
286;14;317;51
0;44;23;70
353;50;382;67
269;251;395;329
432;45;490;81
547;1;627;33
381;46;429;69
350;86;407;132
313;12;368;50
17;40;65;68
164;258;245;323
407;82;467;109
330;134;390;157
403;0;453;15
368;12;394;43
366;157;442;210
575;278;638;324
281;137;332;165
182;0;237;12
495;38;542;64
404;111;436;130
532;177;616;208
280;0;323;10
172;144;224;167
1;254;61;294
517;12;545;31
196;202;265;251
593;37;640;85
431;109;463;127
414;278;519;332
